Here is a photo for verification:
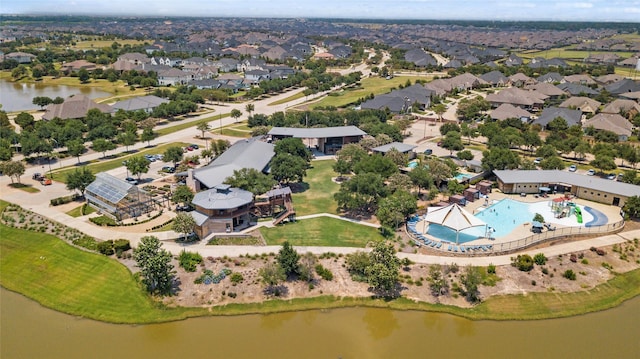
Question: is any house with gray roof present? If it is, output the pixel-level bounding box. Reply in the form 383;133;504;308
371;142;417;158
268;126;367;155
190;184;255;237
556;83;600;97
494;170;639;207
5;51;36;63
480;71;508;87
533;107;582;128
559;97;601;114
485;87;546;110
404;48;437;67
158;68;192;86
605;79;640;96
361;84;433;113
490;103;533;121
564;74;596;86
191;137;275;191
111;95;169;113
536;72;564;83
525;82;567;98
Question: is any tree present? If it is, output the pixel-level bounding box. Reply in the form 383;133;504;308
384;148;409;167
425;158;453;188
32;96;53;109
277;241;300;278
481;148;521;171
224;167;276;195
386;173;413;194
134;236;175;295
456;96;490;121
366;241;400;296
539;156;565;170
460;266;481;303
335;143;367;172
196;121;210;139
408;165;433;196
298;252;317;282
66;139;85;164
460;123;478;145
126;156;150;180
200;148;213;164
457;150;474;161
164;146;184;167
0;160;25;184
274;137;312;162
230;108;242;122
334;172;387;213
546;117;569;132
376;190;417;228
245;103;255;117
440;131;464;155
141;127;157;147
622;196;640;219
14;112;35;130
173;212;196;241
428;265;449;297
92;138;116;158
65;167;95;197
432;103;446;122
353;154;398;179
210;139;231;156
590;154;617;173
78;68;90;83
271;153;308;183
118;131;137;152
333;158;352;179
259;262;286;296
172;185;194;206
439;123;460;136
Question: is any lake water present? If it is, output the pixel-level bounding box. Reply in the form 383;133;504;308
1;288;638;358
0;80;111;112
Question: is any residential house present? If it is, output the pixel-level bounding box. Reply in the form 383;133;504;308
504;54;523;67
4;52;36;63
404;48;438;67
268;126;367;155
42;95;112;120
237;58;266;72
211;58;239;72
556;83;600;97
60;60;98;73
110;95;169;113
447;73;487;91
328;45;352;59
536;72;564;83
244;69;270;85
361;84;434;113
157;68;192;86
371;142;417;160
559;97;601;114
533;107;582;128
563;74;596;86
601;99;640;118
489;103;533;122
618;56;639;68
190;184;254;237
605;79;640;96
117;53;150;66
525;82;567;99
263;46;289;61
485;87;546;110
508;73;536;87
583;113;634;141
595;74;625;85
479;71;509;87
585;53;620;65
313;52;335;60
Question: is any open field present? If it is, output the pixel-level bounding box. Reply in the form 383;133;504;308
311;76;428;109
260;216;383;247
70;39;148;50
291;160;340;215
51;142;188;183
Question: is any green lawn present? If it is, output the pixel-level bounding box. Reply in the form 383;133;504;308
8;183;40;193
52;142;188;184
516;48;635;61
291;160;340;215
70;39;147;50
260;216;383;247
66;203;96;218
268;92;305;106
311;76;428;109
0;207;206;323
156;115;226;137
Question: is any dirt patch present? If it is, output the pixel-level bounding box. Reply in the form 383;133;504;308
159;239;639;309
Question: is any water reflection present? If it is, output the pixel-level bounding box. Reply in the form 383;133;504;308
0;80;111;112
260;310;296;329
362;308;399;339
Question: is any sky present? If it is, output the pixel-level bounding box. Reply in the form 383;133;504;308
1;0;640;22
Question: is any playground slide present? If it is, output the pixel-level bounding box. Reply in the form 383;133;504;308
574;206;583;224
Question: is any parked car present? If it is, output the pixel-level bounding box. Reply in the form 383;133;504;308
586;169;595;176
533;158;542;164
190;144;199;150
607;173;616;180
176;204;193;212
162;166;175;173
568;165;577;172
32;173;44;181
125;177;138;185
424;149;433;155
144;154;156;162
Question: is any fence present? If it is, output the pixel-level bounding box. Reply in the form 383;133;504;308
408;219;625;256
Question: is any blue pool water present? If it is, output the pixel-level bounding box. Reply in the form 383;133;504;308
454;173;473;181
408;160;419;169
426;198;534;243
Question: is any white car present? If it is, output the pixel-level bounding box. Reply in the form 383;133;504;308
586;169;595;176
568;165;577;172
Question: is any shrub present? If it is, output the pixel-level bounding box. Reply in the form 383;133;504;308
533;253;547;265
179;250;203;272
113;239;131;252
563;269;577;280
512;254;534;272
487;263;496;274
532;213;545;223
315;264;334;281
230;272;244;284
541;267;549;275
346;251;370;282
72;235;97;250
581;259;589;265
96;240;115;256
531;280;536;286
90;215;117;226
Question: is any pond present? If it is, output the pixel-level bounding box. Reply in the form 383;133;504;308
0;80;112;112
1;288;638;359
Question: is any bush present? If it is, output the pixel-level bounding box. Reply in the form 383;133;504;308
96;240;115;255
50;195;78;206
315;264;334;281
90;215;117;226
563;269;577;280
487;263;496;274
72;235;97;250
346;251;370;282
230;272;244;284
533;253;547;265
113;239;131;252
581;259;589;265
512;254;534;272
179;250;203;272
532;213;545;223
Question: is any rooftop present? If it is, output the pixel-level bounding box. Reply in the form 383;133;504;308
268;126;367;138
191;186;254;210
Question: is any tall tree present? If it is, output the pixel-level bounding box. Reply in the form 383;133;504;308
224;167;276;195
66;139;85;164
460;266;482;303
408;165;433;196
440;131;464;155
196;121;210;139
92;138;116;158
277;241;300;278
118;131;137;152
376;190;417;228
245;103;255;117
133;236;175;295
163;146;184;167
230;108;242;122
65;167;95;197
274;137;312;161
140;127;157;147
366;241;400;296
126;156;150;180
173;212;196;241
171;185;194;206
271;153;308;183
334;172;387;213
0;160;25;184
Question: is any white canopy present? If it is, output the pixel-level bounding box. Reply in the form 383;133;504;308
424;203;486;244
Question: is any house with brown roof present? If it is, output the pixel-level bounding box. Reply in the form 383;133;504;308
60;60;98;73
508;73;536;87
583;113;634;141
559;97;601;114
595;74;625;85
42;95;111;120
601;99;640;118
525;82;566;98
117;53;150;65
485;87;546;110
563;74;596;86
490;103;533;121
4;52;36;63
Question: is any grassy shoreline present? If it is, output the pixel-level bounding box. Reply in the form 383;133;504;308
1;200;639;324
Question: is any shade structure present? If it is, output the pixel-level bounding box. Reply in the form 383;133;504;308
424;203;486;244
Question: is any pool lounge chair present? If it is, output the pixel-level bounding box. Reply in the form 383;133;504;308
436;242;442;249
430;241;437;247
460;246;466;253
447;244;452;251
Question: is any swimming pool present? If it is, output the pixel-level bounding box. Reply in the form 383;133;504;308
408;160;419;169
454;173;473;182
425;198;602;243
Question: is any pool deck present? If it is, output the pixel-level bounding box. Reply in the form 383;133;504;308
414;191;624;247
